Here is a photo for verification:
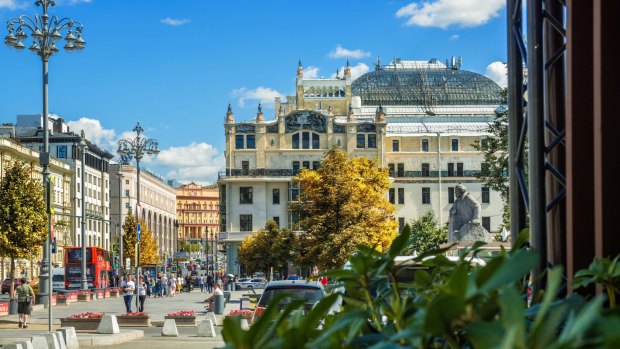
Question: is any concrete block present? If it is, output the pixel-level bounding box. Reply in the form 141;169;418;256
52;333;66;349
97;315;120;334
43;333;60;349
206;312;217;325
3;343;24;349
240;318;250;331
196;319;216;337
30;336;49;349
15;341;34;349
58;328;79;349
161;319;178;337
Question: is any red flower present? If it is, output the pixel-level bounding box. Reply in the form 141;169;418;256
167;310;195;317
67;312;104;319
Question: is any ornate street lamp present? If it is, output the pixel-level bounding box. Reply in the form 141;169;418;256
116;167;124;277
77;131;87;291
4;0;85;329
117;122;159;310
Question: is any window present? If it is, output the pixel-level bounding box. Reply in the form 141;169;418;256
368;134;377;148
422;139;429;152
422;187;431;204
241;161;249;175
388;164;395;177
398;188;405;204
389;188;395;204
312;161;320;170
125;180;129;184
448;163;455;177
357;134;365;149
482;217;491;232
240;187;253;204
422;163;430;177
392;140;399;152
302;161;310;169
292;161;300;175
451;139;459;151
246;135;255;149
125;202;130;209
481;138;488;149
273;188;280;205
397;163;405;177
293;132;320;149
240;214;253;232
236;135;255;149
357;134;377;149
57;145;67;158
398;217;405;233
273;217;280;227
457;163;464;177
482;187;490;203
291;187;299;201
125;189;130;197
235;135;244;149
448;187;455;203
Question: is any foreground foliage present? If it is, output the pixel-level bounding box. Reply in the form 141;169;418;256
222;231;620;348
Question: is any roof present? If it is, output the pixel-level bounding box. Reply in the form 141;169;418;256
351;68;502;106
265;280;322;288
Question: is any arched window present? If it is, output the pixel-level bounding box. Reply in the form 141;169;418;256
292;131;320;149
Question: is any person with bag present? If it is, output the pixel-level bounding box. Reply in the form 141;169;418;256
121;275;135;313
15;278;35;328
138;276;147;312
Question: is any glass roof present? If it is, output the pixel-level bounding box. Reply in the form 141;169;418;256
351;69;502;106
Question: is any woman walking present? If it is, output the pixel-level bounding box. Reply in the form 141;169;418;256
15;278;35;328
138;276;147;312
169;276;176;297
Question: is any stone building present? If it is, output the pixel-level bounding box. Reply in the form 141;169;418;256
218;57;505;273
109;164;177;259
176;182;220;250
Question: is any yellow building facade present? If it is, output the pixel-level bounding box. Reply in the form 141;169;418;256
176;183;220;245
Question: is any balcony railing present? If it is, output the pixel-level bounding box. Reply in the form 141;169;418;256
218;169;294;179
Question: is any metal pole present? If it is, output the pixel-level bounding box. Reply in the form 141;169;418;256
118;168;123;276
80;140;87;291
136;158;140;310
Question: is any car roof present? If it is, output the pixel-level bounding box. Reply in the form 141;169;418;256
265;280;322;289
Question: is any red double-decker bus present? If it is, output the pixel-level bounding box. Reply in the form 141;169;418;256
64;247;113;289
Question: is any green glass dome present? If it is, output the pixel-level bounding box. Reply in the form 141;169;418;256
351;69;502;106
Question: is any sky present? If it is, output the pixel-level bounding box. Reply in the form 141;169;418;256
0;0;508;184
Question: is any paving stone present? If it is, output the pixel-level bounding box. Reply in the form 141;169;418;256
97;315;120;334
161;319;178;337
196;319;215;337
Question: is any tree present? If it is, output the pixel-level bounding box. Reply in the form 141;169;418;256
291;149;397;270
402;211;448;255
122;212;159;266
0;161;47;296
237;220;295;279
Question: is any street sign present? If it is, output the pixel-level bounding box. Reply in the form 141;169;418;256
167;257;173;264
171;266;177;273
125;258;131;270
137;223;141;241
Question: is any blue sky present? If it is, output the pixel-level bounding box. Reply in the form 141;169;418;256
0;0;507;184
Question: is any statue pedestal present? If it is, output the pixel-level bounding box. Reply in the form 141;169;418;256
455;223;493;243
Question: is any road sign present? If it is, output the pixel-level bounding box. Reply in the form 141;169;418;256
137;223;141;241
171;266;177;273
167;257;173;264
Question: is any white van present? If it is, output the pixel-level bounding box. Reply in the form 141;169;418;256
52;267;65;290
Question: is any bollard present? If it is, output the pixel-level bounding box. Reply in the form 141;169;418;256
214;294;225;314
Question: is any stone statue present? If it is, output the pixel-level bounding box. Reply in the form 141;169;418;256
448;184;492;243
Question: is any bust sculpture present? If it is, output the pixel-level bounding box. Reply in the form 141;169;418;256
448;184;491;242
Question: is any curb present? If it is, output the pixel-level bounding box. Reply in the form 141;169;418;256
77;329;143;346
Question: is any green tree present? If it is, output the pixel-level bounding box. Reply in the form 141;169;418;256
122;213;159;266
291;149;397;270
0;161;47;295
402;211;448;255
237;220;295;279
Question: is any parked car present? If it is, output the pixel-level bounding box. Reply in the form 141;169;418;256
252;280;326;322
1;278;21;294
236;278;268;289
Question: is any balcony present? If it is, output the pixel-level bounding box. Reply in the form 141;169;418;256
218;169;294;179
218;231;253;242
85;208;104;219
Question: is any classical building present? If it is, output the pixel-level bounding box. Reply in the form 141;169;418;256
16;118;114;253
176;182;220;247
218;57;505;273
0;136;73;278
109;164;177;259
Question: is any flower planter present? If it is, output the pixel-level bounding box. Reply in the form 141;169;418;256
56;296;69;306
77;292;91;302
110;290;120;298
164;316;196;326
226;315;253;325
116;315;151;327
60;317;101;331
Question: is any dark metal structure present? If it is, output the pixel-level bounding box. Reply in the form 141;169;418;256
508;0;620;293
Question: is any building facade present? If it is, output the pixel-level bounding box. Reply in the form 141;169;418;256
0;136;73;278
218;58;505;274
109;164;177;259
176;183;220;250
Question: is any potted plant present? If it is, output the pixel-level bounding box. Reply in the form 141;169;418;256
116;312;151;326
165;310;196;326
60;312;104;331
227;309;254;325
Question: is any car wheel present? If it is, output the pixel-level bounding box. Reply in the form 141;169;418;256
248;285;253;289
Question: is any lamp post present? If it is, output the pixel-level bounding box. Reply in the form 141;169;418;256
77;131;88;291
4;0;85;327
117;122;159;310
117;167;124;277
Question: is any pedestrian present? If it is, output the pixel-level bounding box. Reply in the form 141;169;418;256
155;276;161;297
121;275;135;313
138;276;147;312
206;282;224;312
206;274;213;293
185;275;191;292
198;275;205;292
169;276;176;297
15;278;35;328
161;274;168;296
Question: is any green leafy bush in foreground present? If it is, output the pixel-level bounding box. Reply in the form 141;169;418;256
222;231;620;348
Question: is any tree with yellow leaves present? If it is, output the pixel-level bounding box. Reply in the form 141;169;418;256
122;213;159;266
291;149;397;270
237;220;295;279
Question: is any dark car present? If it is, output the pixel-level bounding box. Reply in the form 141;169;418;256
1;278;21;294
253;280;326;322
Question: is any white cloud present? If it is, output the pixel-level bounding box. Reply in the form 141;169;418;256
67;117;117;150
156;142;225;184
450;34;460;40
328;45;371;59
160;17;191;26
330;63;370;80
303;66;320;79
485;61;507;88
396;0;505;29
0;0;26;9
230;87;284;108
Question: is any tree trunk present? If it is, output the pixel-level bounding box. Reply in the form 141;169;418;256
9;257;15;297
